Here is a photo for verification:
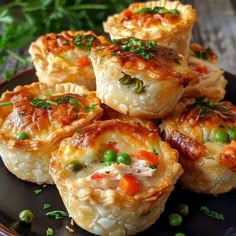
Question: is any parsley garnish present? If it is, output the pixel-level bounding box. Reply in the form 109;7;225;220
43;203;51;210
30;98;51;110
73;34;95;51
134;6;180;15
112;37;157;60
46;210;68;219
84;104;97;112
0;101;13;107
151;146;158;155
46;227;53;236
190;97;229;117
34;189;42;195
200;206;224;220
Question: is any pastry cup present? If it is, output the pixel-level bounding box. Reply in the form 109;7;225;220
29;30;108;91
0;82;102;184
161;98;236;194
183;56;227;101
49;119;183;235
103;0;197;57
90;37;195;119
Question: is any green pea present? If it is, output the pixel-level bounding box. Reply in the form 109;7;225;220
177;204;189;216
16;132;29;140
116;153;131;165
168;213;183;226
66;160;83;172
103;149;117;162
19;210;34;224
227;128;236;141
133;79;145;93
119;74;135;85
213;130;228;143
175;233;186;236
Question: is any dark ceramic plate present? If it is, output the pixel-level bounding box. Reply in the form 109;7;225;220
0;69;236;236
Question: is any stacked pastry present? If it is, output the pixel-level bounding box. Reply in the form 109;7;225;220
0;0;233;236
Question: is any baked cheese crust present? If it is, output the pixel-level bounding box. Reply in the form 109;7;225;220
29;30;108;91
0;82;102;184
49;119;183;235
103;0;197;57
161;98;236;194
91;37;195;119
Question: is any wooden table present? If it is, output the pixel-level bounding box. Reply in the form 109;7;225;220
0;0;236;81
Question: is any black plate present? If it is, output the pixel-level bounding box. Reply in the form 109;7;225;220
0;70;236;236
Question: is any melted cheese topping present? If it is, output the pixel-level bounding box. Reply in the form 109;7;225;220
0;82;102;142
92;38;194;85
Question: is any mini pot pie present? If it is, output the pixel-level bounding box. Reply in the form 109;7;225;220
103;0;197;58
28;30;108;91
0;82;102;184
90;37;195;119
49;119;183;235
161;97;236;194
183;56;227;101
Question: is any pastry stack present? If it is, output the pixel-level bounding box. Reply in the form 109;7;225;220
0;1;234;235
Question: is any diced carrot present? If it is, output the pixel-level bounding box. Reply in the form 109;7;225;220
196;65;208;74
91;172;107;180
134;150;159;167
76;56;91;67
223;140;236;153
121;9;132;19
118;174;140;196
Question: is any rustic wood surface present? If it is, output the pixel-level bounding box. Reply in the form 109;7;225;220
0;0;235;81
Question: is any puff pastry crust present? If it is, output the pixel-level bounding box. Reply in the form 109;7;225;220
183;56;227;101
161;98;236;194
49;119;183;235
0;82;102;184
91;37;195;119
29;30;108;91
103;0;197;57
101;103;158;130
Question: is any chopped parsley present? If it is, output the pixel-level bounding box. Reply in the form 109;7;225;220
151;146;158;155
34;189;42;195
73;34;95;51
30;98;52;110
43;203;51;210
111;37;157;60
0;101;13;107
134;6;180;15
190;97;229;117
200;206;224;220
46;227;53;236
46;210;68;219
84;104;97;112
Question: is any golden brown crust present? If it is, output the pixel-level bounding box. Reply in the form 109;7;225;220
0;82;103;184
50;119;183;235
91;38;195;119
103;0;197;57
29;30;108;90
161;98;236;194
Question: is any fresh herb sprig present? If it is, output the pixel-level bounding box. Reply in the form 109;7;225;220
0;0;131;80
